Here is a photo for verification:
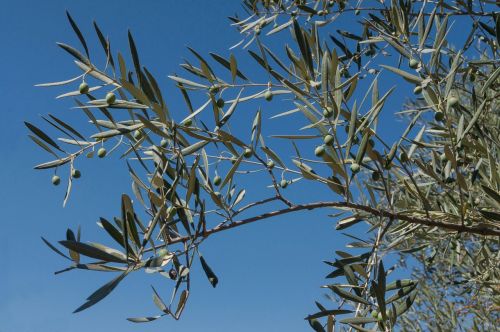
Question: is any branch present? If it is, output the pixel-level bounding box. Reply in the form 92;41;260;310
164;201;500;245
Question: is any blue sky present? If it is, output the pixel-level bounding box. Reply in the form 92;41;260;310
0;1;417;332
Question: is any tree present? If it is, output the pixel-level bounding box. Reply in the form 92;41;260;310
26;0;499;330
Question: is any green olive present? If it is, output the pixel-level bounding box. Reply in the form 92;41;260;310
280;179;288;188
243;148;253;158
434;111;445;122
134;130;143;140
413;86;422;95
79;82;89;94
216;98;225;108
314;145;325;157
209;85;220;94
350;163;360;173
371;310;379;318
97;147;107;158
447;96;458;108
371;171;381;181
399;151;409;162
323;107;334;118
213;175;222;186
157;248;169;257
72;169;81;179
160;139;168;147
182;119;193;126
105;92;116;104
409;58;419;69
52;175;61;186
323;134;334;145
267;160;275;169
264;90;273;101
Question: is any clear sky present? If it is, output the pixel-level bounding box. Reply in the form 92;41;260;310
1;1;412;332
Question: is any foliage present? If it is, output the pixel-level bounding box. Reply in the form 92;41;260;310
26;1;499;330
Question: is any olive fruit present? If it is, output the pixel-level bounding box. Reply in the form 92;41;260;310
409;58;419;69
160;139;168;147
434;111;445;122
72;169;81;179
323;134;334;145
371;171;381;181
79;82;89;94
182;118;192;126
323;107;334;118
210;84;220;93
243;148;253;158
213;175;222;186
134;130;143;140
399;151;409;162
216;98;225;108
447;96;458;108
52;175;61;186
267;160;275;169
350;163;360;174
97;147;107;158
314;145;325;157
413;86;422;95
105;92;116;104
264;90;273;101
157;248;169;257
371;310;379;319
280;179;288;188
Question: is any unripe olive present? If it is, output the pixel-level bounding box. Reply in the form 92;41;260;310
264;90;273;101
243;148;253;158
134;130;143;140
213;175;222;186
72;169;81;179
350;163;360;174
355;9;360;15
160;139;168;147
323;107;334;118
323;134;334;145
182;118;192;126
409;58;419;69
434;111;445;122
280;179;288;188
314;145;325;157
209;85;220;94
371;310;379;318
413;86;422;95
371;171;381;181
79;82;89;94
157;248;169;257
52;175;61;186
105;92;116;104
267;160;275;169
399;151;409;162
447;96;458;108
216;98;225;108
97;147;107;158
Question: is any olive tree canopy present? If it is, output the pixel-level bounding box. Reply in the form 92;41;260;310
26;0;499;330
